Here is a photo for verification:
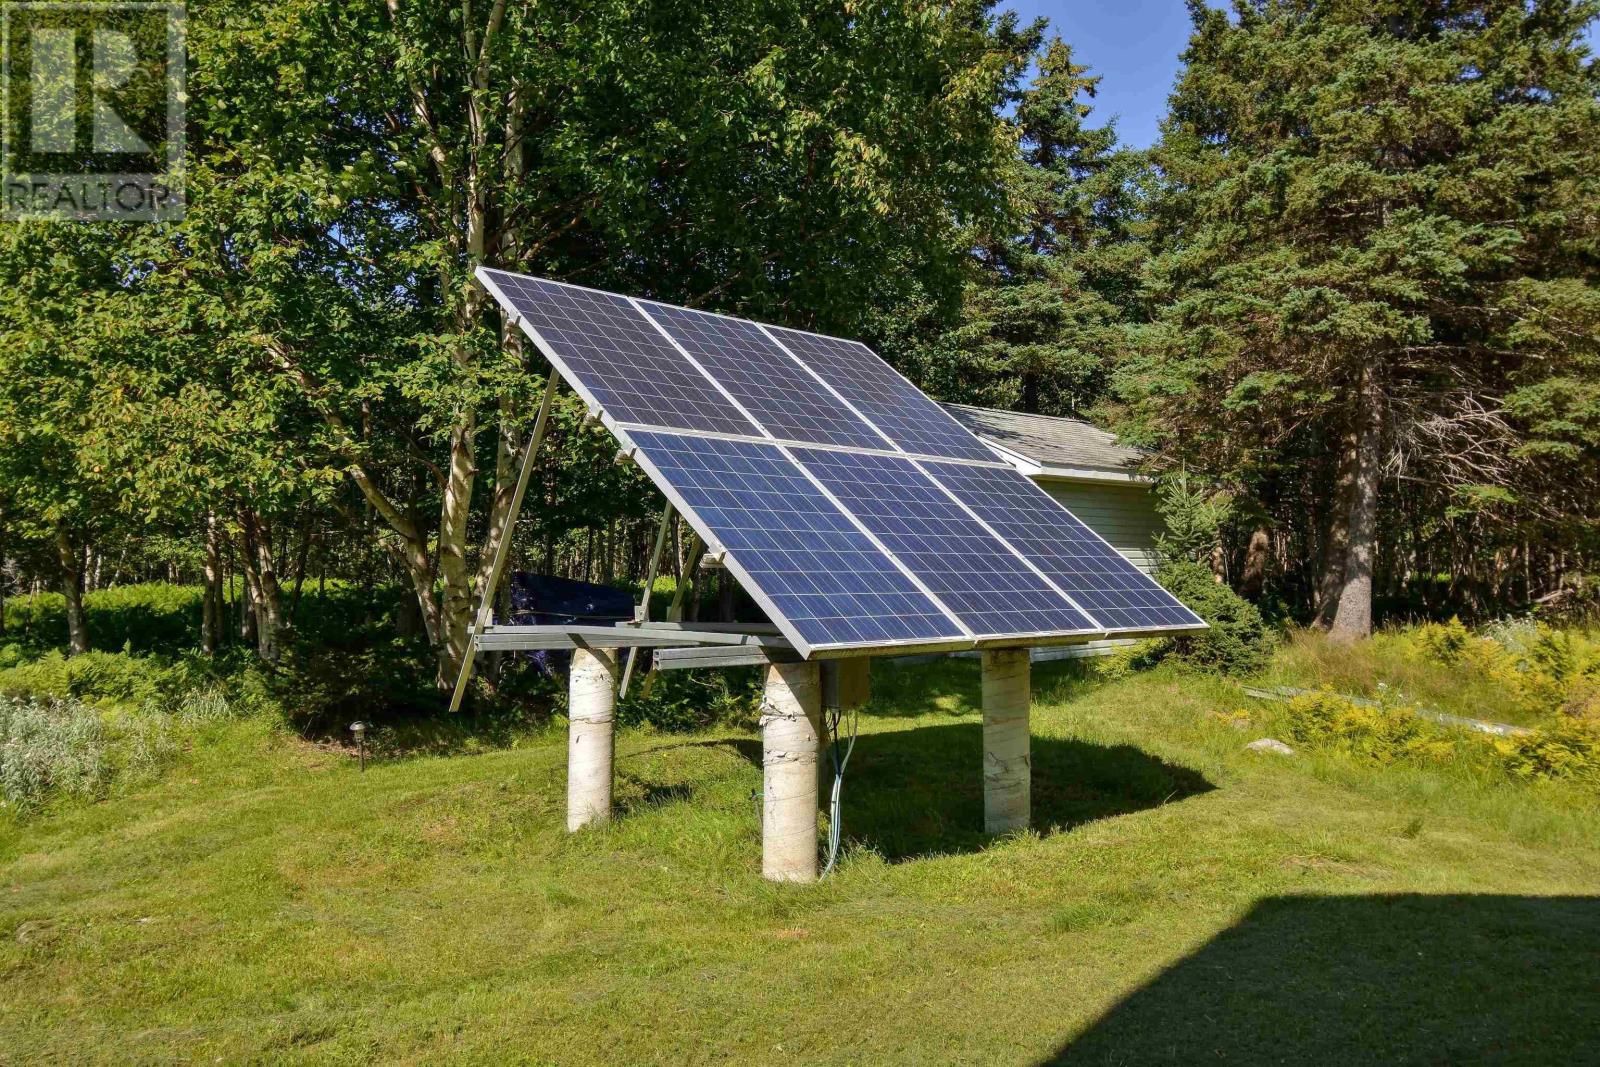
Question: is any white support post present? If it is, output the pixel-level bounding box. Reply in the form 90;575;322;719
760;660;822;883
567;647;619;832
981;649;1031;834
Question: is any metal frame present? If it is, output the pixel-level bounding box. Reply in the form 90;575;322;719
448;367;561;713
474;623;793;652
618;500;675;698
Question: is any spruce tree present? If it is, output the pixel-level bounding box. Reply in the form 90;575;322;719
1124;0;1600;637
914;38;1145;416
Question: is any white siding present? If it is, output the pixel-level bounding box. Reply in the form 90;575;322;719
1040;480;1162;575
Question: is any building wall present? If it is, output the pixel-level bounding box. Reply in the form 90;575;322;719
1039;480;1163;575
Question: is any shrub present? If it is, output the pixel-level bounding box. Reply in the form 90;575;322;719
0;694;185;812
1264;688;1600;792
1398;619;1600;723
3;584;204;655
1494;718;1600;788
0;696;111;809
0;649;187;706
616;665;762;732
1277;690;1456;766
1148;560;1273;676
1413;617;1471;664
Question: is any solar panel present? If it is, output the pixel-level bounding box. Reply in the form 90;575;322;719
476;266;1205;654
638;302;887;450
768;326;999;462
629;431;967;650
479;270;758;436
792;448;1100;638
926;462;1205;633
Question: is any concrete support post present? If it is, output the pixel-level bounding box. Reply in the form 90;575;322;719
760;660;822;882
981;648;1031;833
567;647;618;832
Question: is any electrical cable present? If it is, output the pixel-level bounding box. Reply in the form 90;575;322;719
820;703;858;878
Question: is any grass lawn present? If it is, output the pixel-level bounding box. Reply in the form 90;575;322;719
3;658;1599;1063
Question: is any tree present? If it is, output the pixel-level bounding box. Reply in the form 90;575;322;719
0;225;144;654
899;36;1146;417
184;0;1036;688
1123;0;1600;638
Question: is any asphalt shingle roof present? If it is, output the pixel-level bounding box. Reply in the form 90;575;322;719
941;403;1145;474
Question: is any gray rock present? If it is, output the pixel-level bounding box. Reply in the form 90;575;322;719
1246;738;1295;756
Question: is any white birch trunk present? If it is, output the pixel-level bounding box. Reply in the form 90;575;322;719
981;649;1031;833
760;661;822;883
567;647;618;832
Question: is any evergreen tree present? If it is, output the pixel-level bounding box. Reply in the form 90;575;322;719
1123;0;1600;638
903;37;1145;416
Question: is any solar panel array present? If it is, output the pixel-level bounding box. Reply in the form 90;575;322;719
479;267;1204;656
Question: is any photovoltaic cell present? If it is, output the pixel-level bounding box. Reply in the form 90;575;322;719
480;270;758;436
793;448;1099;637
475;267;1205;652
926;462;1205;632
639;302;887;450
629;431;966;648
768;326;998;462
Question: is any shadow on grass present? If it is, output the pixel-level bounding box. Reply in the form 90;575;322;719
843;723;1211;861
1047;894;1600;1064
662;723;1211;863
615;775;696;817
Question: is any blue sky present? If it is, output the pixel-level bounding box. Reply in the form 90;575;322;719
1001;2;1600;149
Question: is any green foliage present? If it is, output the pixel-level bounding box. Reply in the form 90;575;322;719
1412;617;1472;664
1277;690;1457;767
4;584;203;655
1494;718;1600;788
616;667;763;733
1120;0;1600;624
1397;618;1600;720
1154;470;1233;566
894;34;1144;417
1257;687;1600;792
1149;560;1273;675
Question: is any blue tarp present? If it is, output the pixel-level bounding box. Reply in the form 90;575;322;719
505;574;635;676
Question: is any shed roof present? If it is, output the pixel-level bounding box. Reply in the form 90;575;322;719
941;402;1148;481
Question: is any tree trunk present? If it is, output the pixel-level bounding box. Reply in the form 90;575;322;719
435;421;479;690
253;515;287;662
201;513;221;655
289;521;312;623
1239;526;1271;600
236;509;286;663
1313;421;1358;629
55;527;89;655
1329;369;1383;642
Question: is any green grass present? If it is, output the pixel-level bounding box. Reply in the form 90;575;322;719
3;659;1598;1063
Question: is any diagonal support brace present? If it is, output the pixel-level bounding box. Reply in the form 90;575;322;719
448;367;561;713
